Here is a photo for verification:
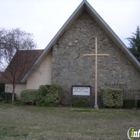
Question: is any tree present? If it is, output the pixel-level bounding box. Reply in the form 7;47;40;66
127;26;140;62
0;28;36;102
0;72;5;93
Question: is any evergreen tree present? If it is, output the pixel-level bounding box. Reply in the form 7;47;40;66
127;26;140;62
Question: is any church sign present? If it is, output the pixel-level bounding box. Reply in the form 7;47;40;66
72;85;91;96
71;85;92;107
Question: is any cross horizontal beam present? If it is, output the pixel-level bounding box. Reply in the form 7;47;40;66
83;54;109;56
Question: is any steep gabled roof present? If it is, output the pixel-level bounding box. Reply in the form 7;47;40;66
1;50;43;84
21;0;140;83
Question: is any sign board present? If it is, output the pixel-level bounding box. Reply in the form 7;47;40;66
72;85;91;96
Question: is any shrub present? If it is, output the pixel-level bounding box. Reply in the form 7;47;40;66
101;88;123;108
0;92;16;102
3;100;9;104
37;84;62;106
137;100;140;108
35;101;42;107
123;99;135;108
20;89;39;104
0;96;4;102
73;98;88;107
36;101;55;107
13;101;22;106
0;83;5;92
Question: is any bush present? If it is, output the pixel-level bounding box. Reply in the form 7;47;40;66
123;99;135;108
101;88;123;108
20;89;39;104
37;84;62;106
36;101;54;107
13;101;22;106
3;100;9;104
0;92;16;102
0;83;5;92
137;100;140;108
73;98;88;107
0;96;4;102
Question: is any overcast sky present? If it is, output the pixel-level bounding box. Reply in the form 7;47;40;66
0;0;140;49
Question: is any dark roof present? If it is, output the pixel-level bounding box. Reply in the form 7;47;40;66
1;50;43;84
21;0;140;83
0;72;3;75
0;72;3;82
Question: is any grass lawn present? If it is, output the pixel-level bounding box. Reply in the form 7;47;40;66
0;104;140;140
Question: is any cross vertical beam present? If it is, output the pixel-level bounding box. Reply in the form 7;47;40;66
83;37;109;109
94;37;98;109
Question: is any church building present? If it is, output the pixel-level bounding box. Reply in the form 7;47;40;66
2;0;140;105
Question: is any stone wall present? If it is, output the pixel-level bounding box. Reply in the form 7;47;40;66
51;12;140;105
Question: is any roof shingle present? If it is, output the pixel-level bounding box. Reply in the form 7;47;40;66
1;50;43;84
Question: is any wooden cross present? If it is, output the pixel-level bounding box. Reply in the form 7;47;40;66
83;37;109;109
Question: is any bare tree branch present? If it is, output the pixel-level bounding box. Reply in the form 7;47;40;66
0;28;37;102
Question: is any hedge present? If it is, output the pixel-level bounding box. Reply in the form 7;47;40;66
20;89;39;104
101;88;123;108
137;100;140;108
0;92;16;102
0;83;5;92
37;84;62;106
123;99;135;108
123;99;140;108
73;98;88;107
36;101;55;107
